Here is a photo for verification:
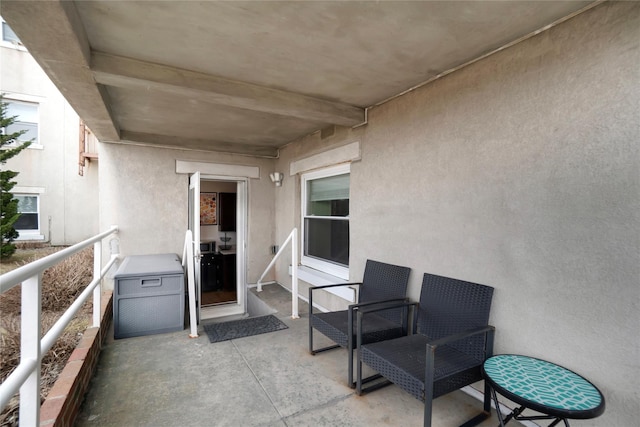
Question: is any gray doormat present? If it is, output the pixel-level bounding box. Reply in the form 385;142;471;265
203;314;288;343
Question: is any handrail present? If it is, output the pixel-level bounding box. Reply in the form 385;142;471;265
182;229;198;338
0;226;118;293
255;228;299;319
0;226;119;426
41;255;118;354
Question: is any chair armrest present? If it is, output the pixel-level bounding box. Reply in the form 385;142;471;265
349;298;410;313
355;300;417;347
426;325;496;350
350;298;413;333
354;299;415;315
309;282;362;293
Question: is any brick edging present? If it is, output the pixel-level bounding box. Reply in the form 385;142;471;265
39;291;113;427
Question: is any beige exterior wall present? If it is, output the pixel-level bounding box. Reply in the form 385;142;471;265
1;42;99;245
273;2;638;425
98;142;277;287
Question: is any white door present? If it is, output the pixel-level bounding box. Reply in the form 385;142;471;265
235;179;247;316
197;177;247;320
188;172;201;321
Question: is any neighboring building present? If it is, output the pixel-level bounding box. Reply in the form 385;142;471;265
0;19;98;245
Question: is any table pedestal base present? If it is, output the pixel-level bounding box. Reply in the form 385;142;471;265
490;387;570;427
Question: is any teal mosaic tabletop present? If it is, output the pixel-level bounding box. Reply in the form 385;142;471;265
483;355;604;418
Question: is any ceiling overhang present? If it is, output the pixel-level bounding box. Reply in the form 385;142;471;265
1;1;600;157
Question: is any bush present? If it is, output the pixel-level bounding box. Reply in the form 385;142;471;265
0;247;94;427
0;97;33;259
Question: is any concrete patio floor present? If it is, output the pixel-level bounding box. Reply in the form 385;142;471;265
76;284;519;427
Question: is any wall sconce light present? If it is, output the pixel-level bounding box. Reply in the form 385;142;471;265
269;172;284;187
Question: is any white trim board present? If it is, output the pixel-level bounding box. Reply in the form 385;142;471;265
13;186;45;194
289;141;360;176
176;160;260;179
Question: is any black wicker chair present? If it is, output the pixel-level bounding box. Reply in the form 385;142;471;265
309;259;411;387
356;272;495;427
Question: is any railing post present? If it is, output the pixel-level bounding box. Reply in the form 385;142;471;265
254;228;300;319
92;241;102;328
183;230;198;338
291;228;299;319
19;274;42;427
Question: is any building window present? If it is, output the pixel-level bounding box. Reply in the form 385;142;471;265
301;164;350;279
1;20;22;45
14;194;40;235
3;100;39;144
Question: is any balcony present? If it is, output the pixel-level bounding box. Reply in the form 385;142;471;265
74;284;510;426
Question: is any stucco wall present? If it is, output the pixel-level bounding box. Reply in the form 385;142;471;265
1;45;99;245
275;2;639;425
98;143;277;287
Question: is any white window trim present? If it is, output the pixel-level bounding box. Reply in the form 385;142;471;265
301;163;350;280
2;95;43;149
13;192;45;241
1;19;27;51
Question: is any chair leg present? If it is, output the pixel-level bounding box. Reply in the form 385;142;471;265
356;347;363;395
483;380;492;414
424;394;433;427
308;315;340;355
424;343;437;427
348;344;354;387
311;343;340;354
356;314;390;392
458;382;492;427
308;315;313;353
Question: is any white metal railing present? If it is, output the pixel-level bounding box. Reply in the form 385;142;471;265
255;228;299;319
182;229;198;338
0;225;119;427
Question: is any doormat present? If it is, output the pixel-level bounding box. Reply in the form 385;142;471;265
203;315;288;343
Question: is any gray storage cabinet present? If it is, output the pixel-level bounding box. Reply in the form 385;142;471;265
114;253;185;339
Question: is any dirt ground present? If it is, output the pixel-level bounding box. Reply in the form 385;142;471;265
0;245;93;427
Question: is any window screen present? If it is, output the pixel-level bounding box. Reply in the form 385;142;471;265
302;168;350;272
5;101;38;143
14;195;39;230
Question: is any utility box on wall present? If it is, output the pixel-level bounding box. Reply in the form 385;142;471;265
113;253;185;339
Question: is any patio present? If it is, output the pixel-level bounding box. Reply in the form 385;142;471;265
75;284;513;427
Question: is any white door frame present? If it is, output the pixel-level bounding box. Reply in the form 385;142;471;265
199;174;248;320
188;172;202;322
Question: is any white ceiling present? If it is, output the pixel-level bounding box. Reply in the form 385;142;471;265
2;1;598;157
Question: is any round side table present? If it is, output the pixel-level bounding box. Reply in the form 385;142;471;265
483;354;605;426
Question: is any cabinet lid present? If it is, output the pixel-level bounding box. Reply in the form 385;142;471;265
115;253;183;278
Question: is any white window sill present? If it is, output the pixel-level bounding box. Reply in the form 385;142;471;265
0;41;27;51
1;142;43;150
16;234;45;241
289;265;355;302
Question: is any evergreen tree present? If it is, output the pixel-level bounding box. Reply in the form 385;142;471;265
1;95;32;258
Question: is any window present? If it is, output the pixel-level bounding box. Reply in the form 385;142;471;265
301;164;350;279
3;100;39;144
2;21;21;44
14;194;40;235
